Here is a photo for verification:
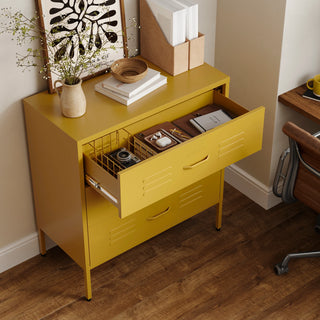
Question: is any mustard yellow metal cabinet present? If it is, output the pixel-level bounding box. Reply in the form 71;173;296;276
23;62;265;300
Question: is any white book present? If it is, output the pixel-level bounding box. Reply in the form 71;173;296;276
173;0;198;40
189;109;232;133
95;75;167;106
146;0;187;46
102;68;161;98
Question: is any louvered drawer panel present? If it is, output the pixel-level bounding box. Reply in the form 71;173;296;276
86;172;221;268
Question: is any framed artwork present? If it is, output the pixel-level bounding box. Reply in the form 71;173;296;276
36;0;128;93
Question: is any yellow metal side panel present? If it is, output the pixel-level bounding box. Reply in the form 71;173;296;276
87;172;220;268
118;106;265;218
24;103;87;268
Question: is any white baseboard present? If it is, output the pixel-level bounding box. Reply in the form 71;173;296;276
225;164;282;210
0;232;56;273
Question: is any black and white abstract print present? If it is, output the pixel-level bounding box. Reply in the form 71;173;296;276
38;0;125;86
49;0;121;60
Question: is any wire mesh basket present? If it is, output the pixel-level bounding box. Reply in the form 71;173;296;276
84;129;157;177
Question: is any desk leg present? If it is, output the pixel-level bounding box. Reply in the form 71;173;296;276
216;169;224;231
84;267;92;301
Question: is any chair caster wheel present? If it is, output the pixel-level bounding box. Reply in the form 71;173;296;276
274;263;288;275
216;227;221;231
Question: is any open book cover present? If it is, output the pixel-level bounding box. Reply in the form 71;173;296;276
102;68;161;98
172;105;221;136
189;109;232;133
95;75;167;106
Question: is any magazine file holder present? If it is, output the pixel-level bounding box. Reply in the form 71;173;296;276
140;0;189;76
189;33;205;69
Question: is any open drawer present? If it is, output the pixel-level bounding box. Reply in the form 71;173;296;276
84;91;265;218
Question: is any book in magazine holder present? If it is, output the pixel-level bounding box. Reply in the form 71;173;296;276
139;0;204;76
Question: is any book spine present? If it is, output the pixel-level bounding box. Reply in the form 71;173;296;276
95;85;128;105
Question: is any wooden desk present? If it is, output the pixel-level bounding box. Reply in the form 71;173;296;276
278;84;320;124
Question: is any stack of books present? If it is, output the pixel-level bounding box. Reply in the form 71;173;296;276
95;68;167;106
146;0;198;46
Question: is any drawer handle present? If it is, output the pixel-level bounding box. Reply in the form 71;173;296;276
147;207;170;221
85;175;118;204
183;155;209;170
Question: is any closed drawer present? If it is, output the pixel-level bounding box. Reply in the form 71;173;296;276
86;172;221;268
84;91;265;218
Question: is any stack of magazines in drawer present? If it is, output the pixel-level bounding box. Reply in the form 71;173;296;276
172;104;234;136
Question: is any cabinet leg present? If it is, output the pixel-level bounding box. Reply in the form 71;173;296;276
216;201;223;231
216;170;225;231
38;229;47;256
84;268;92;301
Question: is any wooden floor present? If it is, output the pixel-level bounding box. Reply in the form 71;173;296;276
1;183;320;320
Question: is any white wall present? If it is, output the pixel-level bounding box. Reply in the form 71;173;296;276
215;0;320;209
272;0;320;179
0;0;217;272
278;0;320;94
0;1;47;272
215;0;287;186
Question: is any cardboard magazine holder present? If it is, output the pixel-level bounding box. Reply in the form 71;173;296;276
189;32;205;69
140;0;204;76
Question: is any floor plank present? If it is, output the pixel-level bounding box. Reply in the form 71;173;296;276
1;183;320;320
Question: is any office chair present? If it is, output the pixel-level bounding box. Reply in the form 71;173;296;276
273;121;320;275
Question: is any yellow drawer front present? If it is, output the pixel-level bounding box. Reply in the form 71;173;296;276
86;172;221;269
84;93;264;219
118;109;264;218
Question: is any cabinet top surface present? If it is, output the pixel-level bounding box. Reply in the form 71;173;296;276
24;62;229;143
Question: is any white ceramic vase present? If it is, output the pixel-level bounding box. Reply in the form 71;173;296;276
54;79;86;118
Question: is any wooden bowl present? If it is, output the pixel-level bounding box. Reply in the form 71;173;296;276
110;58;148;83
